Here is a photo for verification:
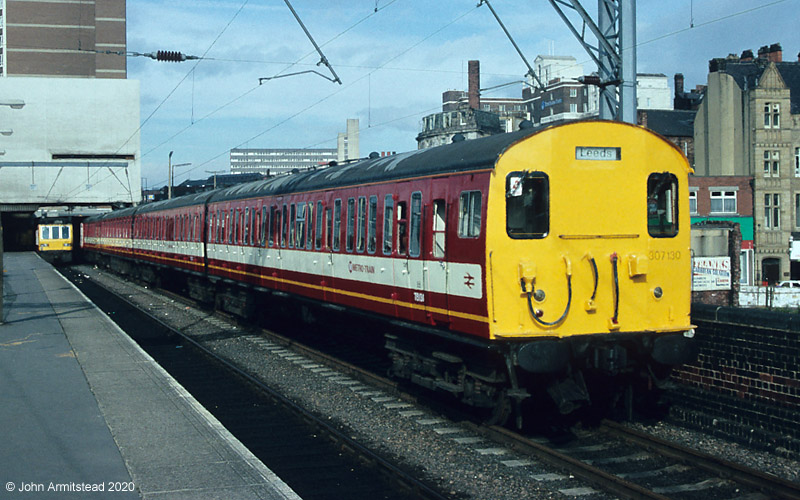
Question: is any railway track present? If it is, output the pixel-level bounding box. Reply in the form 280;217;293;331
67;265;800;500
63;267;448;500
481;422;800;500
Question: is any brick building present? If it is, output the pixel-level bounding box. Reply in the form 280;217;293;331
417;61;507;149
694;43;800;283
1;0;126;78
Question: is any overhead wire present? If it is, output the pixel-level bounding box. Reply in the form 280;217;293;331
67;0;406;195
58;0;252;202
153;3;482;186
62;0;792;196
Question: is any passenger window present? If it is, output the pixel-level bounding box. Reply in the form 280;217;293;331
647;173;679;238
208;213;214;242
64;226;70;240
306;202;314;250
458;191;482;238
333;199;342;251
289;204;296;248
239;210;245;244
244;208;250;245
269;206;277;247
432;199;446;258
506;172;549;239
356;196;366;252
250;207;256;245
315;201;324;250
396;201;407;256
296;203;306;249
281;205;288;247
275;208;283;247
346;197;356;252
42;226;50;239
383;195;394;255
231;210;237;244
261;206;268;247
409;192;422;257
368;195;378;254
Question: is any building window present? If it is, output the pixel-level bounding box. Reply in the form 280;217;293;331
765;194;780;230
796;194;800;228
795;147;800;177
709;190;736;214
764;102;780;128
689;191;697;215
569;88;577;97
763;150;779;177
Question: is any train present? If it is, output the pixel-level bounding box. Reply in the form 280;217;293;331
36;219;74;264
82;120;696;426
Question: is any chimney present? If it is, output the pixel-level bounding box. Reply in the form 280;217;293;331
674;73;684;95
468;60;480;110
740;49;754;62
768;43;782;62
757;45;769;59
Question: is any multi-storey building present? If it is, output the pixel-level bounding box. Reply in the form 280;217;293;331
0;0;140;250
694;43;800;283
337;118;359;163
417;60;514;149
1;0;126;78
523;55;598;125
230;148;337;175
230;119;360;175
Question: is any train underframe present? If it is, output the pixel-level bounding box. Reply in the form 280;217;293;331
385;328;695;428
87;252;694;428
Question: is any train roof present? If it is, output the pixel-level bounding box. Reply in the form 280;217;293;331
93;120;671;221
135;190;215;215
206;125;541;204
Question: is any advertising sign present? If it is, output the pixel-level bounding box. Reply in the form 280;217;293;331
692;256;731;291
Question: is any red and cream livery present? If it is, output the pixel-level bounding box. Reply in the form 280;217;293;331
83;121;696;423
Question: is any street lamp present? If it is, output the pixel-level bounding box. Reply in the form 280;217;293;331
168;151;174;199
0;100;25;109
206;170;225;189
168;152;191;199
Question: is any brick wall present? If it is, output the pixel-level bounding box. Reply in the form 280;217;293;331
670;304;800;455
689;176;753;217
691;221;742;306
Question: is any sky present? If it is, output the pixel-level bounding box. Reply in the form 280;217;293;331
126;0;800;189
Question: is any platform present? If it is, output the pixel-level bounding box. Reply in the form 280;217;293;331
0;252;300;499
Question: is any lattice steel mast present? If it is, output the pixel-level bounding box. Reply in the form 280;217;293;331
547;0;637;123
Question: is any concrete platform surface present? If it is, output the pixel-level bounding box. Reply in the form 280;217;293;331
0;252;300;500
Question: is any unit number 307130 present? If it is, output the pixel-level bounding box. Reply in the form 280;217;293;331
648;250;681;261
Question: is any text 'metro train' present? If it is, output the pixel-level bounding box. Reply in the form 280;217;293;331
82;120;696;425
